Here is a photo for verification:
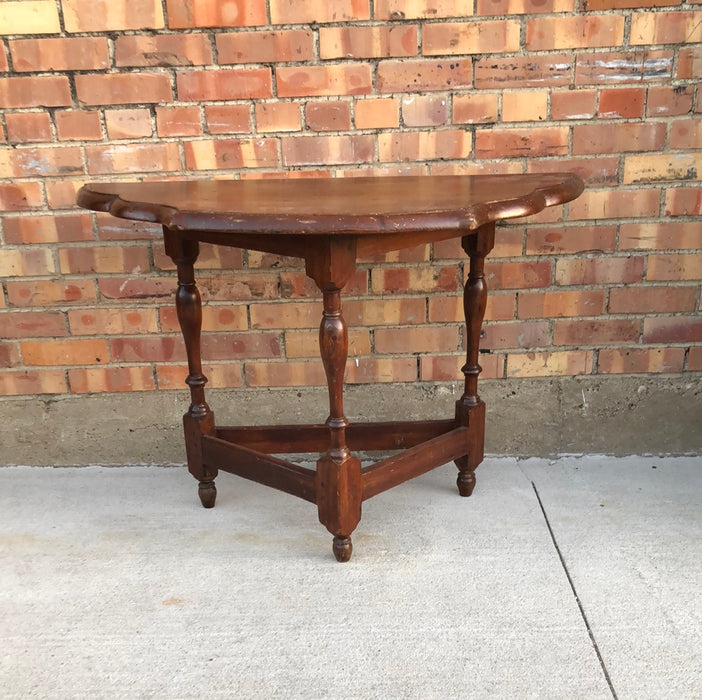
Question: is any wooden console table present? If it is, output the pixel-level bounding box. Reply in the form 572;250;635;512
78;174;583;561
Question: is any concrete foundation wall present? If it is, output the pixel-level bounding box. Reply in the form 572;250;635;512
2;375;700;466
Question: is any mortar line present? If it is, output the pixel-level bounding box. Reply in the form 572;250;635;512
531;481;618;700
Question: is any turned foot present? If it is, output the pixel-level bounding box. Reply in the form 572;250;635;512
198;481;217;508
332;536;353;562
457;470;476;497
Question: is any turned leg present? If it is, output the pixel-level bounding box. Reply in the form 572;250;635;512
164;230;217;508
306;238;362;561
455;223;495;496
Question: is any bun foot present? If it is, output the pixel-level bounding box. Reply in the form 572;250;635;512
457;471;476;497
332;536;353;562
198;481;217;508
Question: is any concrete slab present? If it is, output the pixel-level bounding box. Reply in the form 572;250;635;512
0;460;611;699
522;455;702;699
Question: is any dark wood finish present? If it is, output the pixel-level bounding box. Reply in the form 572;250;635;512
77;173;584;561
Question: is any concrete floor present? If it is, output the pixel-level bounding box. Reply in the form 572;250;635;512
0;455;699;699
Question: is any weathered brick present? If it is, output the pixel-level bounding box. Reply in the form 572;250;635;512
502;90;548;122
156;106;203;137
630;10;702;45
452;93;498;124
420;353;502;382
378;59;472;93
76;74;172;106
166;0;267;28
105;109;153;140
518;290;606;319
347;357;418;384
687;347;702;372
62;0;164;32
375;326;459;354
598;347;685;375
255;102;302;132
98;277;174;302
624;153;701;184
643;317;702;344
250;301;318;330
244;360;327;387
424;20;520;55
218;30;314;63
573;122;665;155
486;261;552;290
21;338;109;366
584;0;679;8
0;76;71;108
401;94;448;127
270;0;370;23
96;213;161;241
619;222;700;250
184;138;279;170
55;110;103;141
0;247;55;277
598;87;645;118
575;50;673;85
285;329;370;359
277;65;373;98
550;89;597;120
305;101;352;131
10;37;109;71
677;46;702;80
0;341;19;367
109;337;184;364
569;189;660;220
86;142;181;175
67;308;158;335
646;254;702;281
0;370;67;396
319;25;416;60
525;225;616;255
204;105;251;134
0;44;8;72
5;112;52;144
475;55;572;89
476;127;569;158
354;98;399;129
0;146;83;178
527;15;624;50
664;187;702;217
478;0;573;12
375;0;473;20
429;292;516;323
555;256;645;286
202;333;281;360
528;157;619;188
6;279;96;307
281;134;374;166
646;86;693;117
371;266;460;294
0;183;45;212
177;69;272;101
68;366;156;394
554;319;640;346
59;246;150;275
507;350;593;377
158;363;245;390
0;1;60;35
609;285;696;314
344;298;426;326
670;119;702;149
482;320;550;350
379;129;471;162
2;311;67;338
3;214;93;244
115;34;213;67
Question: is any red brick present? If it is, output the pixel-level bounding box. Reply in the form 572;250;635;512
486;261;552;290
0;1;61;34
40;182;81;208
105;108;153;139
87;142;181;175
424;20;520;55
21;338;109;366
285;329;370;359
98;277;174;302
687;347;702;372
244;360;327;387
402;94;448;127
643;317;702;344
348;357;419;384
379;130;470;162
573;122;665;155
249;302;318;330
619;222;700;250
647;254;702;282
609;285;696;314
584;0;679;8
196;272;279;302
59;246;150;275
10;37;109;71
354;98;399;129
55;110;102;141
518;290;606;319
527;15;624;50
554;319;640;346
371;266;460;294
420;353;502;382
270;0;370;23
598;347;685;375
624;153;701;185
476;127;569;158
502;91;548;122
525;225;616;255
550;89;597;120
5;112;52;144
575;50;673;85
0;146;83;178
0;182;44;211
166;0;267;27
0;247;55;277
528;157;619;188
96;214;161;241
507;350;593;377
277;65;372;98
201;333;281;360
344;298;426;326
319;25;417;59
6;279;96;307
664;187;702;217
475;55;572;89
598;87;645;118
281;134;374;166
375;326;460;354
677;46;702;80
184;138;279;170
429;292;516;323
0;76;71;108
631;10;702;45
375;0;473;19
670;119;702;150
156;106;203;137
0;341;20;368
110;337;183;363
115;34;213;67
378;59;472;93
161;304;248;333
217;30;314;63
3;214;93;244
279;269;366;297
2;311;67;338
482;320;550;350
69;366;156;394
569;189;661;220
76;74;172;106
62;0;164;32
0;370;67;397
646;86;693;117
68;308;158;335
177;69;272;101
478;0;573;11
305;101;352;131
452;93;498;124
255;103;302;133
0;44;7;72
555;257;644;286
204;105;251;134
157;363;244;390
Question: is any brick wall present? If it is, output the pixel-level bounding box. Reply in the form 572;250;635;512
1;0;700;400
